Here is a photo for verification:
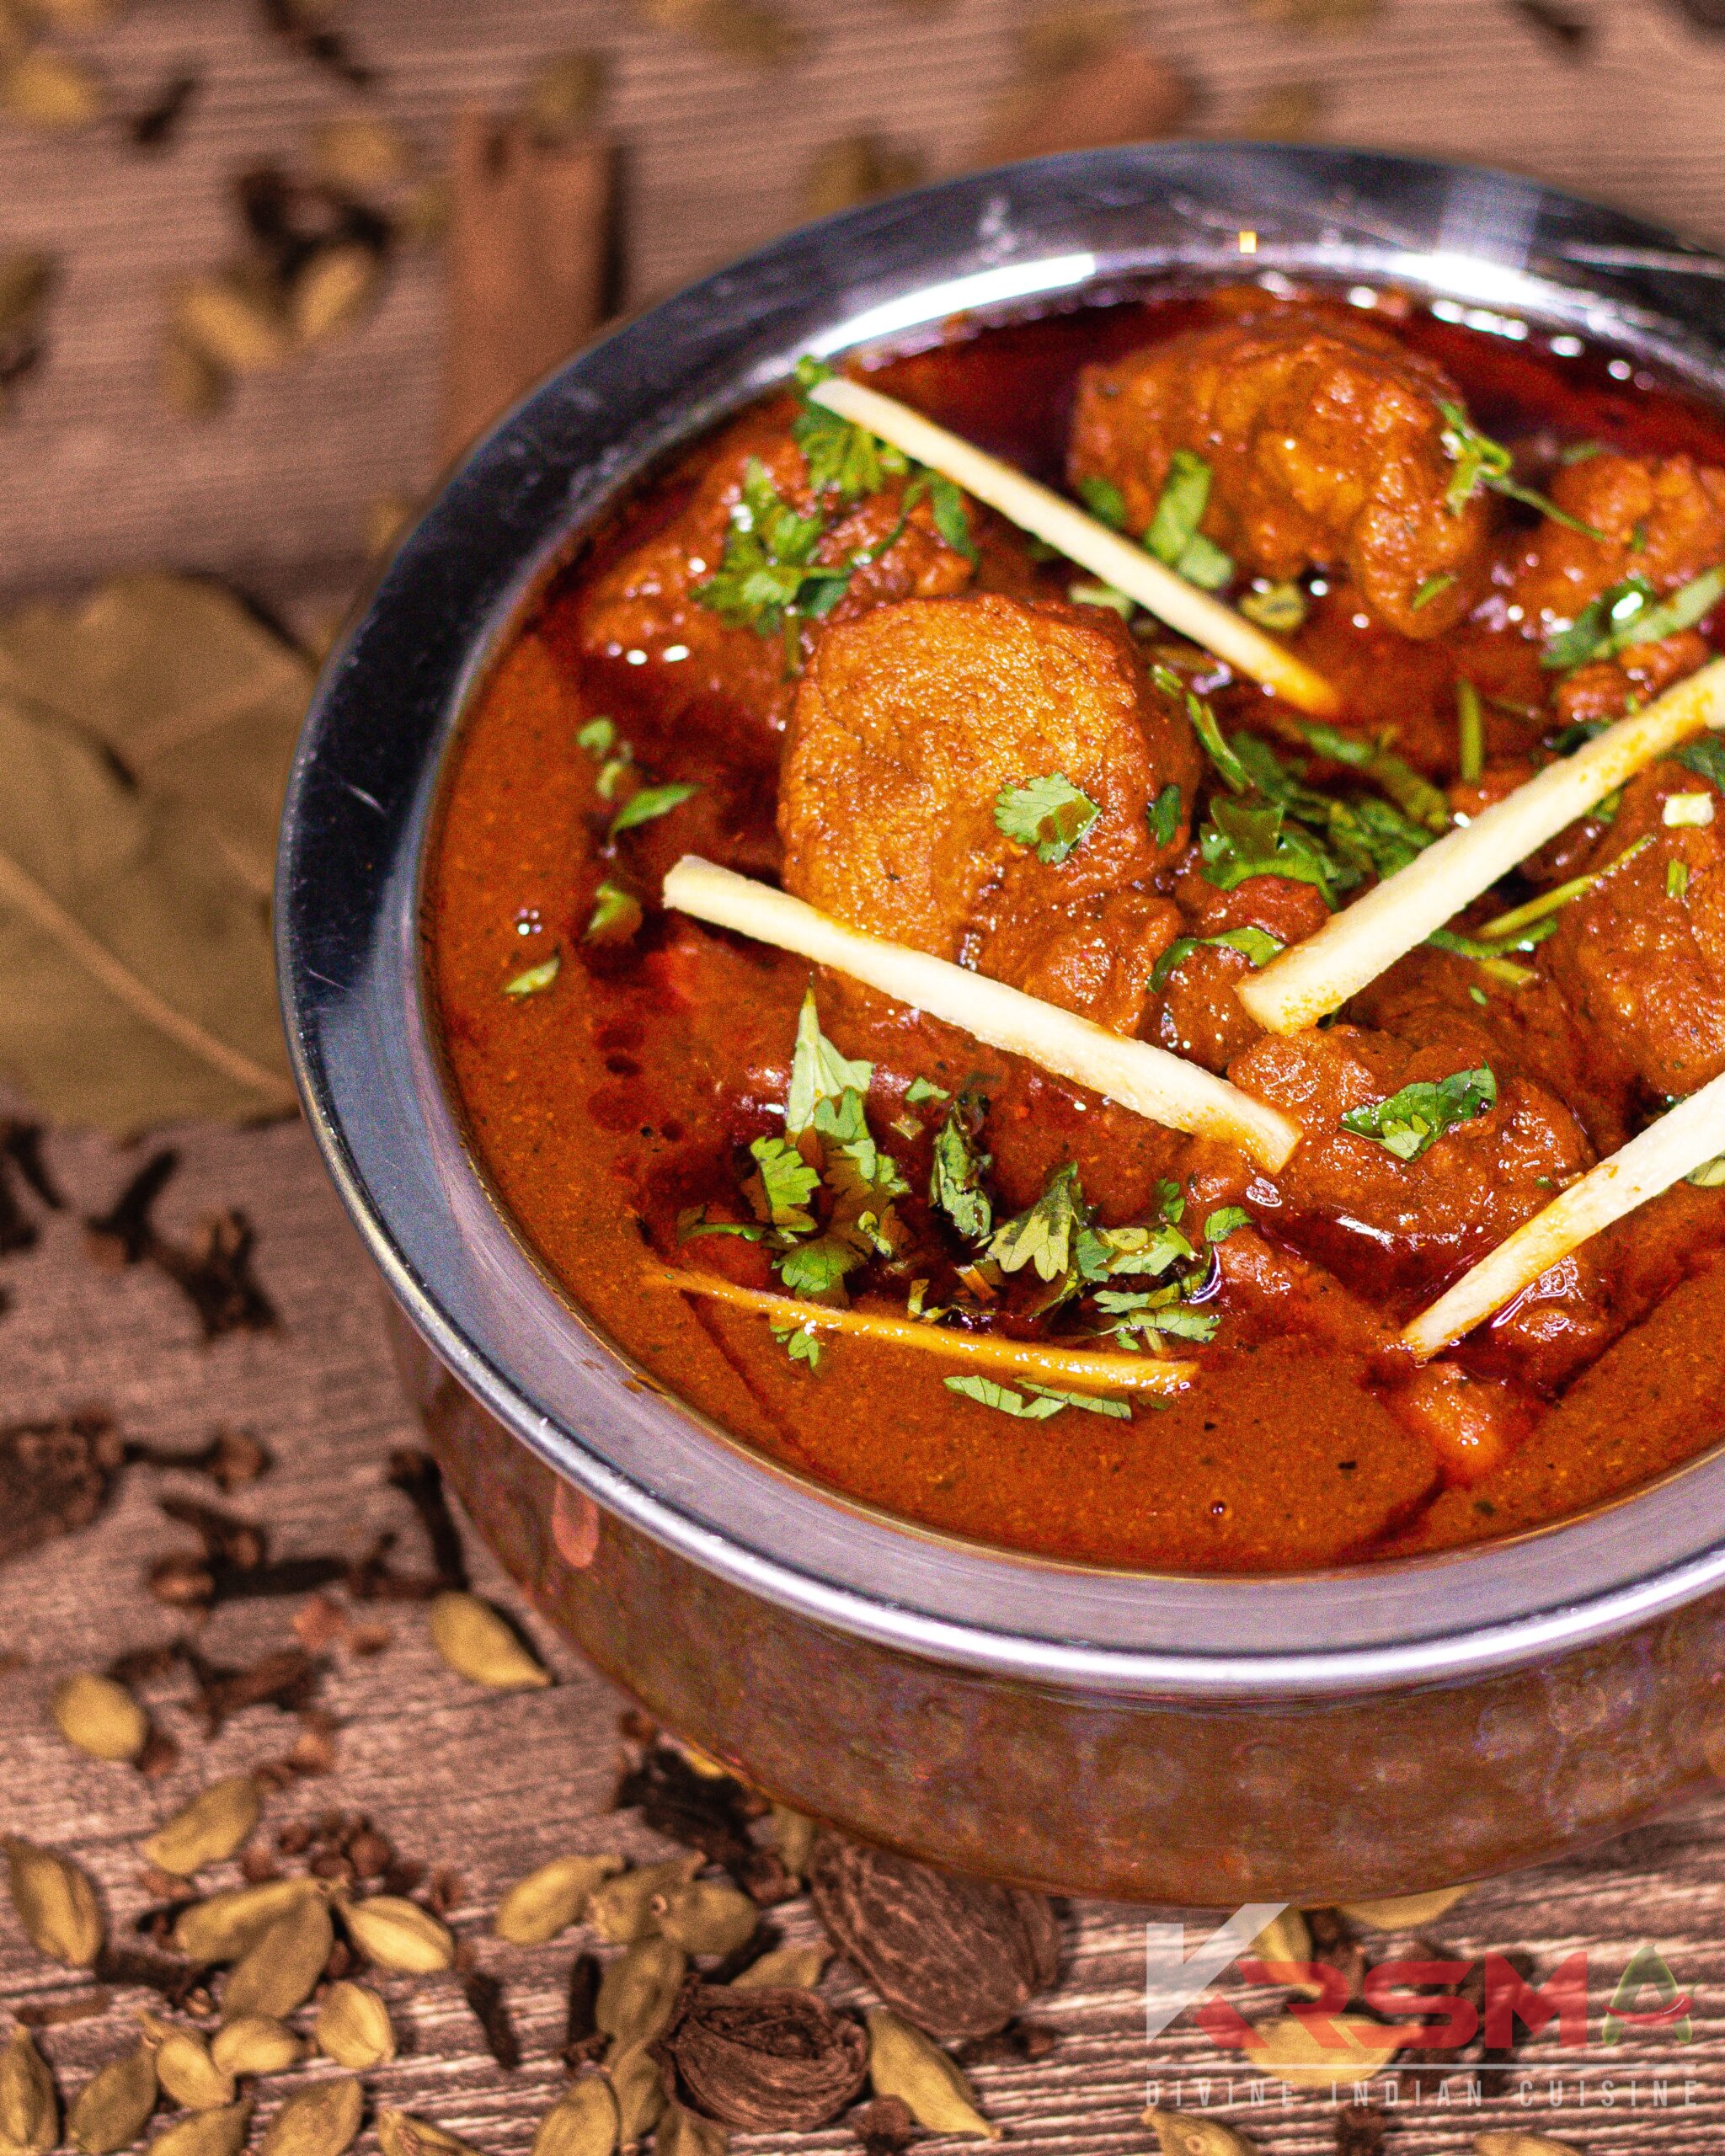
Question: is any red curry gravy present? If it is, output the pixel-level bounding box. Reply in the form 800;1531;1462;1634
428;283;1725;1574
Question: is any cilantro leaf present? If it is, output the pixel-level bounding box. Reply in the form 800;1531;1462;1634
1239;579;1309;631
994;774;1101;865
943;1373;1068;1419
1146;449;1211;566
1200;795;1338;903
1078;474;1128;529
1299;723;1450;835
584;881;643;944
1142;1306;1219;1342
988;1161;1088;1283
1204;1206;1251;1244
1339;1066;1498;1162
1074;1218;1192;1282
609;781;698;838
1411;571;1456;612
931;1092;992;1241
503;953;560;997
1149;926;1283;994
745;1135;820;1230
792;358;908;502
787;990;873;1136
1439;401;1606;536
1541;575;1658;671
1151;664;1250;794
1616;564;1725;649
905;1075;949;1104
1175;532;1235;590
1023;1383;1132;1417
921;471;979;564
576;717;617;755
1676;733;1725;792
694;458;848;638
1149;781;1183;848
776;1235;862;1299
769;1321;824;1372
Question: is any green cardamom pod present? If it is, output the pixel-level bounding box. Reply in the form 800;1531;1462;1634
653;2108;728;2156
0;2028;58;2153
595;1938;686;2051
1145;2109;1260;2156
866;2010;998;2140
51;1673;148;1763
585;1857;702;1946
313;1983;394;2069
68;2045;158;2156
376;2114;484;2156
652;1879;757;1958
728;1945;827;1991
336;1895;453;1974
174;1879;320;1963
147;2098;252;2156
258;2075;364;2156
493;1854;622;1946
530;2079;617;2156
3;1837;104;1967
150;2029;233;2112
142;1777;261;1878
606;2044;664;2147
221;1894;334;2022
210;2016;306;2079
427;1593;550;1690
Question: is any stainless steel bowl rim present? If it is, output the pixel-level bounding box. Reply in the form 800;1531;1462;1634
277;141;1725;1700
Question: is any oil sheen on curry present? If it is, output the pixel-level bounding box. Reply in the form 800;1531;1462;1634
429;284;1725;1575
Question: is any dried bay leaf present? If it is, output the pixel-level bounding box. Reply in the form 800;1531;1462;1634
51;1671;148;1762
530;2078;617;2156
1145;2110;1258;2155
865;2009;996;2140
494;1853;622;1945
0;2027;59;2153
0;573;314;900
210;2016;305;2077
313;1983;393;2068
259;2075;362;2156
148;2099;251;2156
807;1835;1059;2040
728;1945;826;1991
69;2045;158;2156
337;1894;453;1973
5;1835;104;1966
427;1593;550;1690
174;1877;319;1962
666;1986;867;2132
221;1893;334;2020
142;1776;261;1876
0;688;294;1131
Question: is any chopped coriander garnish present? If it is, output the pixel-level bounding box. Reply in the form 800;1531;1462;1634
1149;781;1183;848
1410;570;1457;612
1238;579;1308;632
1541;565;1723;672
1469;984;1490;1006
1152;663;1250;793
1146;450;1232;588
1677;733;1725;791
1149;925;1283;994
1339;1066;1498;1162
1078;473;1128;529
905;1075;949;1105
1299;722;1450;835
745;1135;820;1230
921;471;979;564
576;716;617;755
1669;858;1691;900
1068;578;1135;619
503;952;560;997
777;1235;862;1299
791;356;908;502
584;880;644;944
930;1091;992;1241
1200;794;1339;903
694;457;854;640
786;989;872;1136
1204;1206;1250;1244
1455;677;1485;783
994;774;1102;865
944;1373;1130;1420
770;1319;824;1372
609;780;698;838
1617;563;1725;648
988;1160;1086;1283
1558;440;1604;465
1439;400;1607;536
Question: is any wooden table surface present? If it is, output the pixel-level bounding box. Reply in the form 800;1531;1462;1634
10;3;1725;2151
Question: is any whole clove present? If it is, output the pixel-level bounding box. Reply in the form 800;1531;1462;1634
152;1209;276;1340
1336;2100;1391;2155
183;1645;322;1735
613;1745;782;1900
84;1150;179;1269
848;2096;922;2155
131;68;201;151
460;1970;520;2070
0;1412;124;1566
0;1121;62;1214
127;1427;270;1491
257;0;377;88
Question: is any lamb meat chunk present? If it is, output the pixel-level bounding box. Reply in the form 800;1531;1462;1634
1229;1020;1594;1290
777;592;1201;1032
1151;867;1333;1073
1067;304;1494;638
1552;628;1712;730
1545;756;1725;1101
1506;451;1725;636
577;404;985;735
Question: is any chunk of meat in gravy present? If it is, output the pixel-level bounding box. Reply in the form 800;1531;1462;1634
576;404;988;734
1552;628;1712;730
1151;867;1332;1073
1067;304;1493;638
1228;1021;1594;1289
777;592;1201;1033
1506;451;1725;634
1546;757;1725;1100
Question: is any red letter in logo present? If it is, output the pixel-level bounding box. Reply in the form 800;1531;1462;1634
1362;1959;1477;2050
1483;1951;1589;2050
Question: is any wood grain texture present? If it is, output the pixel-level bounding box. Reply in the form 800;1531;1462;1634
10;0;1725;2147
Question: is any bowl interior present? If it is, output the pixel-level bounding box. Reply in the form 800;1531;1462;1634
279;140;1725;1696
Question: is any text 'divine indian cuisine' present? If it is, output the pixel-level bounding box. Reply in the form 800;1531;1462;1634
429;284;1725;1573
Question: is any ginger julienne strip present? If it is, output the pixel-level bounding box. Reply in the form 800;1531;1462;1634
807;376;1341;718
640;1265;1195;1395
1239;656;1725;1035
663;857;1301;1171
1402;1068;1725;1360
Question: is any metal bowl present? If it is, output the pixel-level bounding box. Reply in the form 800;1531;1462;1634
278;141;1725;1902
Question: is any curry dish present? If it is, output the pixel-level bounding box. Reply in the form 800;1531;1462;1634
428;285;1725;1574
